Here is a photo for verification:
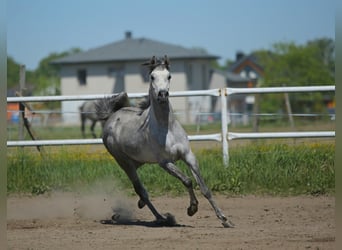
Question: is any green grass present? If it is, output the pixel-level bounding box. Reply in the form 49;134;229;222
7;142;335;196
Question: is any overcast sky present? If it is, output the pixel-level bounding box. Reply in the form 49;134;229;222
7;0;335;70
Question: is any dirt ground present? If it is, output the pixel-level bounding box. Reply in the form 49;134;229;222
7;192;335;250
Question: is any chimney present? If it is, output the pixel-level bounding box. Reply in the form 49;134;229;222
125;31;132;39
236;51;244;61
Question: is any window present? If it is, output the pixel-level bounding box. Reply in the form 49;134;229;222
249;71;257;79
77;69;87;85
186;63;193;86
108;67;115;77
140;65;150;83
201;64;207;89
240;70;247;78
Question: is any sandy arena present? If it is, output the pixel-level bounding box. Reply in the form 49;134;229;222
7;192;335;249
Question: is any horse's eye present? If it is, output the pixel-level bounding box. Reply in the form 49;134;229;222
168;75;172;80
151;75;155;81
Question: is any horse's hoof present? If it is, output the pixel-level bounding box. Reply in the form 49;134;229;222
222;220;235;228
138;199;145;209
187;204;198;216
156;213;177;226
111;213;120;221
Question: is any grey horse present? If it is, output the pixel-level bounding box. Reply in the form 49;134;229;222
96;55;233;228
79;100;105;138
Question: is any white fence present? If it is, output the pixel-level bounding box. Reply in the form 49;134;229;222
7;85;335;166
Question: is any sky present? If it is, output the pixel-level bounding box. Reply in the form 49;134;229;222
7;0;335;71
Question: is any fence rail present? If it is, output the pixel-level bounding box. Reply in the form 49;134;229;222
6;134;223;147
226;85;335;95
7;89;220;103
7;85;335;166
228;131;335;140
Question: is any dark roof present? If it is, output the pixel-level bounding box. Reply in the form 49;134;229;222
52;36;219;65
228;54;263;73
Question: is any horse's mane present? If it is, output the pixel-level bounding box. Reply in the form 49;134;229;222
138;96;150;110
95;92;130;120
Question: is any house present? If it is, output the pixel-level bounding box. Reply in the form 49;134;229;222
228;52;264;125
52;31;220;124
228;51;264;79
209;52;264;126
209;69;253;126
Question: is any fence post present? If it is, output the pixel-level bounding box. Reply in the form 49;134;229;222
18;65;26;142
220;88;229;167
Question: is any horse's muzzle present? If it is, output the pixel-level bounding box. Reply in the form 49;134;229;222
157;90;169;103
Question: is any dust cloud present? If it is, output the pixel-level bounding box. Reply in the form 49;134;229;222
7;180;135;221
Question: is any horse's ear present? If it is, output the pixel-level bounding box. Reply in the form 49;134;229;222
150;56;156;66
164;55;170;69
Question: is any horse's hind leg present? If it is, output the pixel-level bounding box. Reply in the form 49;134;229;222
80;115;86;138
184;151;234;228
90;120;97;138
160;161;198;216
131;174;163;219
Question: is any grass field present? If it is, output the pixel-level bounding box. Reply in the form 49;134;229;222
7;119;335;196
7;142;335;196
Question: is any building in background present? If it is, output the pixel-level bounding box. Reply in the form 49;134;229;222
53;32;263;125
53;32;219;124
210;52;264;126
227;52;264;126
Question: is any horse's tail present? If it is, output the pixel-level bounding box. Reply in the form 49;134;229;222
79;102;84;111
79;102;86;120
95;92;130;121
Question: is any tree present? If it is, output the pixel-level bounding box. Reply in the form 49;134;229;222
33;47;82;95
307;38;334;78
7;56;37;96
7;48;82;95
7;48;82;111
7;56;21;88
253;38;335;115
256;40;334;86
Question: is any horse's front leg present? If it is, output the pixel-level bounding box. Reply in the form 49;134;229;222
183;151;235;228
159;161;199;217
118;161;176;226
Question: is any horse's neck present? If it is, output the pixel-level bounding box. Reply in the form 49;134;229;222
149;100;173;128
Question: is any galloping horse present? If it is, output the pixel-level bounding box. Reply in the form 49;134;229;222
96;56;233;228
79;101;105;138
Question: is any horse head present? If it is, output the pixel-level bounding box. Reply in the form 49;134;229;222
143;55;171;104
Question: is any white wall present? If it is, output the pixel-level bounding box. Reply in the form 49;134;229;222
60;64;116;124
59;59;214;124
